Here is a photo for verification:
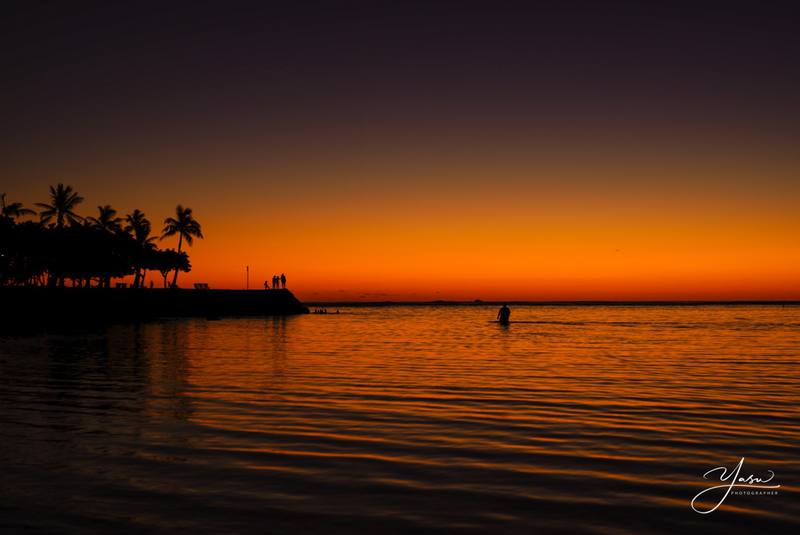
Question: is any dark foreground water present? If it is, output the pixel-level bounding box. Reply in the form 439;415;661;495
1;305;798;534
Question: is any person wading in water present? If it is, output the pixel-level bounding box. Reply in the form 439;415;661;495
497;304;511;325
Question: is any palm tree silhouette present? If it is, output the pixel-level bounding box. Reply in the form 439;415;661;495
86;205;124;287
126;209;155;246
125;209;156;288
1;193;36;220
87;205;122;233
161;205;203;287
35;183;84;228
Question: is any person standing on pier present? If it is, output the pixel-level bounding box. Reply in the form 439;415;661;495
280;273;286;288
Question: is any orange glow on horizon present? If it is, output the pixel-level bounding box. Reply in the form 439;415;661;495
171;185;799;300
4;2;800;303
8;142;800;301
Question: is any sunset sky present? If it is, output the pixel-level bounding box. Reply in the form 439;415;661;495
2;2;798;300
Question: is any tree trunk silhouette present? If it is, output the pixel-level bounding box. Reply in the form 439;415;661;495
171;233;183;287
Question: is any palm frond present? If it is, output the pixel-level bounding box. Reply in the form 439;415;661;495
160;227;178;239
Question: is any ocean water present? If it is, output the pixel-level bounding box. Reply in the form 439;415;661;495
1;305;798;534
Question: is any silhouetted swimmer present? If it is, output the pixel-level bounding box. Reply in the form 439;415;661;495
497;304;511;325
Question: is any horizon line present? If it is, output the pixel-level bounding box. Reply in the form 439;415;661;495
305;299;800;307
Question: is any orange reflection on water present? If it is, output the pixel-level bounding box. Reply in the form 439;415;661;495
1;305;798;533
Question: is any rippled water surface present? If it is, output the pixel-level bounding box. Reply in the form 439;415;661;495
1;305;799;534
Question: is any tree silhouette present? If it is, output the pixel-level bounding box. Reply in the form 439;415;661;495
148;249;191;288
86;205;122;233
161;205;203;287
35;183;84;228
1;187;203;290
125;209;156;288
1;193;36;220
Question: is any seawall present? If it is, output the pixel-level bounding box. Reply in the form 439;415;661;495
1;287;309;331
